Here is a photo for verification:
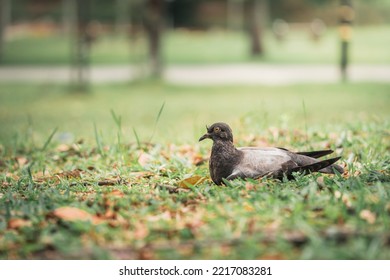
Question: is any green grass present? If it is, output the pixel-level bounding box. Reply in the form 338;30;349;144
0;82;389;259
2;25;390;65
0;82;389;146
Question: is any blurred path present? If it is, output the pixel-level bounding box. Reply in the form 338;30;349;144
0;64;389;85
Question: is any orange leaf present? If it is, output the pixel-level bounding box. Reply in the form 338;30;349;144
138;152;152;167
134;222;149;240
8;218;32;229
52;206;93;222
178;175;207;188
55;169;83;179
243;202;255;212
16;156;28;167
57;144;70;152
359;209;376;224
108;190;125;198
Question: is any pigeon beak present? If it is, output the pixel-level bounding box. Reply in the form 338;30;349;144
199;133;210;142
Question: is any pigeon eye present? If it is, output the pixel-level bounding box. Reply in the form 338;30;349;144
214;127;221;133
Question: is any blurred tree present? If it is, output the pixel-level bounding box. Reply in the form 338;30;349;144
70;0;92;91
227;0;243;30
144;0;165;78
0;0;10;63
168;0;197;28
339;0;354;81
115;0;130;34
244;0;266;56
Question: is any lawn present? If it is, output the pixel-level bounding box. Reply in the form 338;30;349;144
2;25;390;65
0;82;389;259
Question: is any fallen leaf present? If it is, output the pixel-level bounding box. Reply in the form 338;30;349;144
245;181;257;191
283;230;308;246
157;184;189;194
138;152;152;167
98;178;125;186
316;176;326;188
324;225;355;243
360;209;376;224
16;156;28;167
7;218;32;229
55;169;83;179
334;191;352;208
57;144;70;152
5;172;19;180
107;189;125;198
147;211;171;222
52;206;93;222
134;222;149;240
243;202;255;212
192;154;207;166
178;175;207;188
129;171;154;178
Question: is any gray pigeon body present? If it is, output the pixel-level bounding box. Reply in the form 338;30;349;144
199;122;344;185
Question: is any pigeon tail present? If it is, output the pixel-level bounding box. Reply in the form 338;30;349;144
296;150;335;159
285;156;343;179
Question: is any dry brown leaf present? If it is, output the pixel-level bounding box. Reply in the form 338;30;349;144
360;209;376;224
52;206;94;222
283;230;308;246
129;171;154;178
178;175;207;188
265;219;281;231
192;154;207;166
245;181;257;191
6;172;19;180
316;176;326;188
134;222;149;240
138;152;152;167
98;178;125;186
107;189;125;198
16;156;28;167
55;169;83;179
7;218;32;230
243;202;255;212
147;211;171;222
57;144;70;152
334;191;352;208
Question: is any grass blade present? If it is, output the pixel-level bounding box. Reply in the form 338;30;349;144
149;101;165;143
41;127;58;151
110;109;122;147
94;122;104;156
302;99;309;147
110;109;122;128
133;127;141;150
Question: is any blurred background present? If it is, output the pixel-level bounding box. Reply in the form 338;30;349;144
0;0;389;147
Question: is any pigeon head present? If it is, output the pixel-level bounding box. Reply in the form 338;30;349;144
199;122;233;142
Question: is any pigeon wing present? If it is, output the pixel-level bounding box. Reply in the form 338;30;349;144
228;148;297;180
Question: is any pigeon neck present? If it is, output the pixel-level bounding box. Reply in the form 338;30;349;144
210;139;242;185
212;139;239;155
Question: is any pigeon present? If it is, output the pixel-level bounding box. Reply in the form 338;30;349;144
199;122;344;185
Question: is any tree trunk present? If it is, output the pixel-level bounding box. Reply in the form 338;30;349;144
144;0;164;78
227;0;243;30
115;0;129;35
0;0;10;63
339;0;354;82
71;0;91;91
244;0;264;56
